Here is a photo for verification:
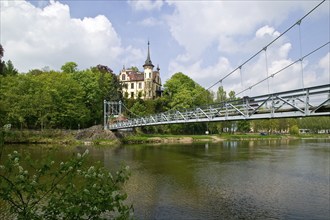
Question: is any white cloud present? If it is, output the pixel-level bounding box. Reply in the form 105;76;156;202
256;25;280;38
165;1;328;96
128;0;163;11
319;52;330;74
139;17;163;27
166;1;300;60
0;0;140;72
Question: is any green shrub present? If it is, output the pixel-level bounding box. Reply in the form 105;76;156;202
0;150;133;219
289;125;299;135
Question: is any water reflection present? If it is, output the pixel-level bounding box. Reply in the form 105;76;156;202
1;139;329;219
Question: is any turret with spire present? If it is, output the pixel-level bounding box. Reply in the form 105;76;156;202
143;41;154;68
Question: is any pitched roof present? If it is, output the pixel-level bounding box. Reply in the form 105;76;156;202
128;72;144;81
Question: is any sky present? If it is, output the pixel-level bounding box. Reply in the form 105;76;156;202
1;0;329;96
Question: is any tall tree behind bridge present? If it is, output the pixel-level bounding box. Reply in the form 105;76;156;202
0;44;5;76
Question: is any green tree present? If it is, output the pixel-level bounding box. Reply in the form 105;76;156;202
0;44;4;76
3;60;18;76
160;72;212;134
0;71;90;129
289;125;299;135
61;62;78;73
130;66;139;72
0;44;3;60
228;90;236;101
163;72;211;110
216;86;226;103
130;100;147;117
237;120;250;133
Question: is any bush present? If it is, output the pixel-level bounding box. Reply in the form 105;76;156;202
289;125;299;135
0;150;133;219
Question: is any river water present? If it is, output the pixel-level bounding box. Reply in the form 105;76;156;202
1;139;329;219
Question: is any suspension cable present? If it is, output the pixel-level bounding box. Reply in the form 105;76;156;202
236;41;330;96
195;0;326;99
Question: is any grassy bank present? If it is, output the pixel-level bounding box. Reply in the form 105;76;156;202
1;129;79;145
121;133;330;144
1;127;120;146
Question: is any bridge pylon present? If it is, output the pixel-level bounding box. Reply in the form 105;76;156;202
103;100;122;130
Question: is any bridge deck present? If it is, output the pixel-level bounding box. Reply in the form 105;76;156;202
106;84;330;130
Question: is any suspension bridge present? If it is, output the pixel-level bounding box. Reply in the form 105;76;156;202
104;1;330;131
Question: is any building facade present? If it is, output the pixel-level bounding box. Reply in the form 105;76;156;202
119;42;162;100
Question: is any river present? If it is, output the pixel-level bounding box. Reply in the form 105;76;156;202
1;139;329;219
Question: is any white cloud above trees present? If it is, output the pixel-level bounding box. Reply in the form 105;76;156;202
1;0;142;72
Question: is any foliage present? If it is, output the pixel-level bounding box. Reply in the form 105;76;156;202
0;44;3;59
163;72;212;110
237;120;250;133
289;125;299;135
130;66;139;72
298;117;330;133
0;58;328;134
0;60;18;76
0;150;133;219
216;86;226;103
61;62;78;73
0;65;122;129
0;44;4;76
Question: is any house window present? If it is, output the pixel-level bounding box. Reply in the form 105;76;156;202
131;92;134;98
149;73;151;78
139;82;142;89
122;74;126;80
131;83;134;89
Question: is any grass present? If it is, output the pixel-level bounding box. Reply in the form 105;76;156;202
121;132;330;144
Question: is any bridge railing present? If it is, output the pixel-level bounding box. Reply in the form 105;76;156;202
107;84;330;130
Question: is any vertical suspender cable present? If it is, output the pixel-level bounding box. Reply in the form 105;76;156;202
264;47;270;94
297;20;305;89
239;66;244;96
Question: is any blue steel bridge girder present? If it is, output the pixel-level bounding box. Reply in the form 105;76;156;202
105;84;330;130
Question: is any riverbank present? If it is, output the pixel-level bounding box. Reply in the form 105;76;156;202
120;133;330;144
1;127;329;146
0;125;120;146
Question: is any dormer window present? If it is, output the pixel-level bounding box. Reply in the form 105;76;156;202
122;74;126;80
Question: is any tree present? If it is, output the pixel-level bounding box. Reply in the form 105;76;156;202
71;67;122;127
237;120;250;133
130;101;147;117
228;90;236;100
61;62;78;73
160;72;212;134
0;44;4;76
0;44;3;59
163;72;210;110
130;66;139;72
289;125;299;135
3;60;18;76
216;86;226;103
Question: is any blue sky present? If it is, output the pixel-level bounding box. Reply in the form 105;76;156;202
1;0;329;96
